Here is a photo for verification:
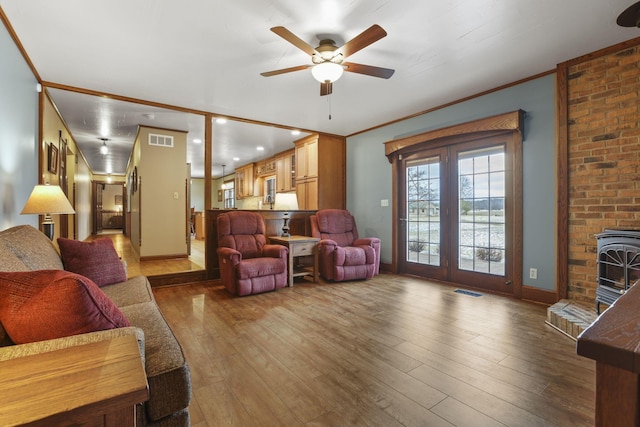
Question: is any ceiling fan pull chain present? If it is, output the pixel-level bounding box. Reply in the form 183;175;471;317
328;93;332;120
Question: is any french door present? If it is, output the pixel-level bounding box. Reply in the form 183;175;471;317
399;134;518;294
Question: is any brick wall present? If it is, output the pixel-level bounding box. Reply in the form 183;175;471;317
567;45;640;302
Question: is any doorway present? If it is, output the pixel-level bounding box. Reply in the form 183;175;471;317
399;135;517;294
93;182;124;234
389;111;524;296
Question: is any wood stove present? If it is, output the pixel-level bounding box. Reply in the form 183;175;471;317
595;229;640;314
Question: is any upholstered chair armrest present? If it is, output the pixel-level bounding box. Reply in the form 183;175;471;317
317;239;338;251
354;237;380;248
317;239;348;266
354;237;381;275
263;244;288;259
217;247;242;266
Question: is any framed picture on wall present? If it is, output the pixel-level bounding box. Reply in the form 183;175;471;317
59;136;67;170
133;167;138;193
47;142;58;174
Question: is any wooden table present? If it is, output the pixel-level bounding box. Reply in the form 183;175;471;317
577;281;640;426
0;334;149;427
269;235;319;286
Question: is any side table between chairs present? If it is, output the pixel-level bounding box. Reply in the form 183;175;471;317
268;235;319;286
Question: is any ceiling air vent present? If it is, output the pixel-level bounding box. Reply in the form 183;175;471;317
148;133;174;148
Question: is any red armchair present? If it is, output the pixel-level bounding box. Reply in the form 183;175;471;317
217;211;288;296
310;209;381;281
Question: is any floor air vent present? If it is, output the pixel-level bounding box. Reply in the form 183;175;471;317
454;289;483;297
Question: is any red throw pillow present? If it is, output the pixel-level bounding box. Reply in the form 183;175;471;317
58;237;126;286
0;270;130;344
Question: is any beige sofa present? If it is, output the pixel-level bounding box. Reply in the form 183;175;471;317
0;225;191;426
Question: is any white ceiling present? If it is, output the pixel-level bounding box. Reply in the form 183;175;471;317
1;0;638;178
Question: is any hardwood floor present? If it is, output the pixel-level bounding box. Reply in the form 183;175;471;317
86;231;205;277
152;276;595;427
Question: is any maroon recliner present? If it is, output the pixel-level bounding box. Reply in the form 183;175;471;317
217;211;288;296
310;209;381;281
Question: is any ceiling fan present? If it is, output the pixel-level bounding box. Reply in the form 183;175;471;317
617;1;640;27
261;25;395;96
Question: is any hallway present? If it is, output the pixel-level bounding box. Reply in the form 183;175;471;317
86;232;205;278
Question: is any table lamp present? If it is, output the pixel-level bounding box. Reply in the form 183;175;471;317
274;193;298;237
21;184;75;240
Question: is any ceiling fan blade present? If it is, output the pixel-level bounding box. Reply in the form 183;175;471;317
271;26;320;56
335;24;387;58
320;81;333;96
617;1;640;27
343;62;395;79
260;65;310;77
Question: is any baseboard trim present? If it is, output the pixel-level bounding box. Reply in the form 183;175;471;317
148;270;207;287
140;254;188;262
522;285;558;305
380;262;392;273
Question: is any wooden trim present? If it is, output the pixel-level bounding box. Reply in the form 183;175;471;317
558;35;640;68
350;71;553;138
0;6;42;82
40;81;336;138
204;114;213;211
556;64;569;300
512;131;524;299
384;110;525;159
522;285;558;305
379;262;393;273
390;158;399;274
137;124;189;134
148;270;207;287
139;254;188;262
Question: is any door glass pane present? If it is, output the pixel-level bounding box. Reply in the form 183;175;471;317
458;146;505;275
406;156;440;266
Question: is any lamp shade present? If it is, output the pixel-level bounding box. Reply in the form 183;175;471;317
21;185;75;215
274;193;299;211
311;62;344;83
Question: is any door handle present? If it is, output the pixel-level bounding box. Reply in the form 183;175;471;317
399;218;407;222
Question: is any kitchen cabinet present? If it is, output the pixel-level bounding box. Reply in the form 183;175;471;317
295;136;318;180
296;177;318;210
276;149;295;193
256;158;276;177
294;134;345;210
235;163;255;199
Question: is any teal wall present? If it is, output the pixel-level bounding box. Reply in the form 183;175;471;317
0;20;39;230
347;74;556;291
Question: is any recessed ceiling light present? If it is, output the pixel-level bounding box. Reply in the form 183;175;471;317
215;118;227;124
233;157;240;161
256;146;264;151
291;130;300;136
193;138;202;144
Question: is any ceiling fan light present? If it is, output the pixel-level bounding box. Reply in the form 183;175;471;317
311;62;344;83
100;141;108;155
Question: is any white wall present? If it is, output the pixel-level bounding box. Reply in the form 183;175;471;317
138;127;188;258
0;19;39;230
